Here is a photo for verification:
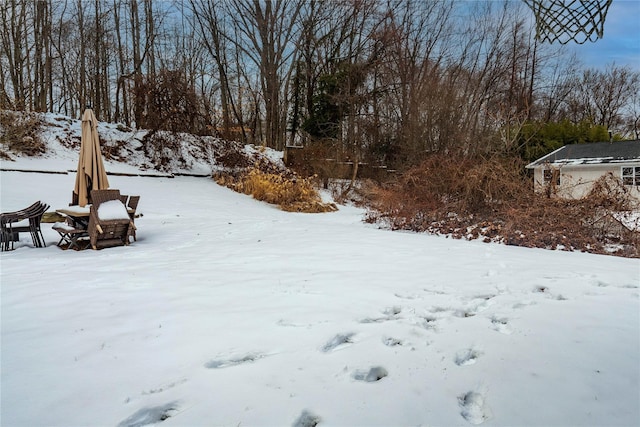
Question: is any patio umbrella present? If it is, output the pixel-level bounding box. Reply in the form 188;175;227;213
72;108;110;207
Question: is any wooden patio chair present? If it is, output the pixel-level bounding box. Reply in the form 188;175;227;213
52;221;89;250
88;190;134;250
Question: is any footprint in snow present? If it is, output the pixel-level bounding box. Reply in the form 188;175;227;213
292;410;321;427
321;333;355;353
352;366;388;382
382;337;403;347
117;402;180;427
420;314;439;328
394;292;421;300
205;352;264;369
458;391;491;425
360;306;402;324
455;349;481;366
490;317;512;335
533;286;567;301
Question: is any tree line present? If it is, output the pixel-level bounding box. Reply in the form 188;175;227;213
1;0;639;170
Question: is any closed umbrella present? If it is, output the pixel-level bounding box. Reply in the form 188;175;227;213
72;108;110;207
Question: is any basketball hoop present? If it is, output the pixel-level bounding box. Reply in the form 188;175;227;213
524;0;613;45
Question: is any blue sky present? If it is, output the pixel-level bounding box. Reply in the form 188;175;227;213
567;0;640;70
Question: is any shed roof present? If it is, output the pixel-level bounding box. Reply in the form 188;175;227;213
526;140;640;168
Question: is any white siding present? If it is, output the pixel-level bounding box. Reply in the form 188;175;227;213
532;163;640;201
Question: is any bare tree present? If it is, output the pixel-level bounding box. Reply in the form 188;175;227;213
1;0;30;110
583;65;640;133
227;0;302;150
189;0;242;141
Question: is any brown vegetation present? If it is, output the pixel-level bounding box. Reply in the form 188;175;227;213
214;156;337;214
365;154;639;257
0;111;46;157
217;168;337;213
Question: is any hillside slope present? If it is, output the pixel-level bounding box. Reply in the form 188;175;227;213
0;111;284;177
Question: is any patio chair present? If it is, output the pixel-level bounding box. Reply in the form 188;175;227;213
90;189;121;206
88;190;134;250
1;201;49;250
52;221;89;250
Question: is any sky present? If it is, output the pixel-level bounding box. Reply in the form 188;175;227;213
1;113;639;426
566;0;640;70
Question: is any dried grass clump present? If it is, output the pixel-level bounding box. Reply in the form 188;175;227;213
216;168;337;213
0;111;46;156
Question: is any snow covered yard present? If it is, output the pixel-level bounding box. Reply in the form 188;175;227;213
1;169;639;426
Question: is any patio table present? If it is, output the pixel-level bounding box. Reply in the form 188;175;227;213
53;207;91;249
56;206;91;229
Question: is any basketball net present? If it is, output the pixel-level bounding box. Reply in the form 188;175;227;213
524;0;613;44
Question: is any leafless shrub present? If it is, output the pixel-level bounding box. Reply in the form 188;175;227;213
365;153;639;257
212;140;254;171
586;172;638;211
100;139;129;161
0;111;46;156
141;131;186;171
133;69;210;135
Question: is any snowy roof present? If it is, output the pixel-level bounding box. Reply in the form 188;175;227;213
526;140;640;168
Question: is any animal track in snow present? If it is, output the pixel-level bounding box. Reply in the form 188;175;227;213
352;366;388;382
533;286;567;301
453;309;477;318
205;352;264;369
382;337;403;347
321;333;355;352
490;317;512;335
383;306;402;315
455;349;481;366
292;410;321;427
458;391;491;425
420;315;439;330
117;402;180;427
430;298;494;320
360;306;402;324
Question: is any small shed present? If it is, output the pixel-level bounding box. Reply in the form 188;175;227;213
526;140;640;200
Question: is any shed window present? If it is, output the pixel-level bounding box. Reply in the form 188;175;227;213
543;169;560;185
621;167;640;185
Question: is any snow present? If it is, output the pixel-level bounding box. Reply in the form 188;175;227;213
97;200;130;220
1;116;640;426
613;211;640;232
61;205;90;215
548;157;640;166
